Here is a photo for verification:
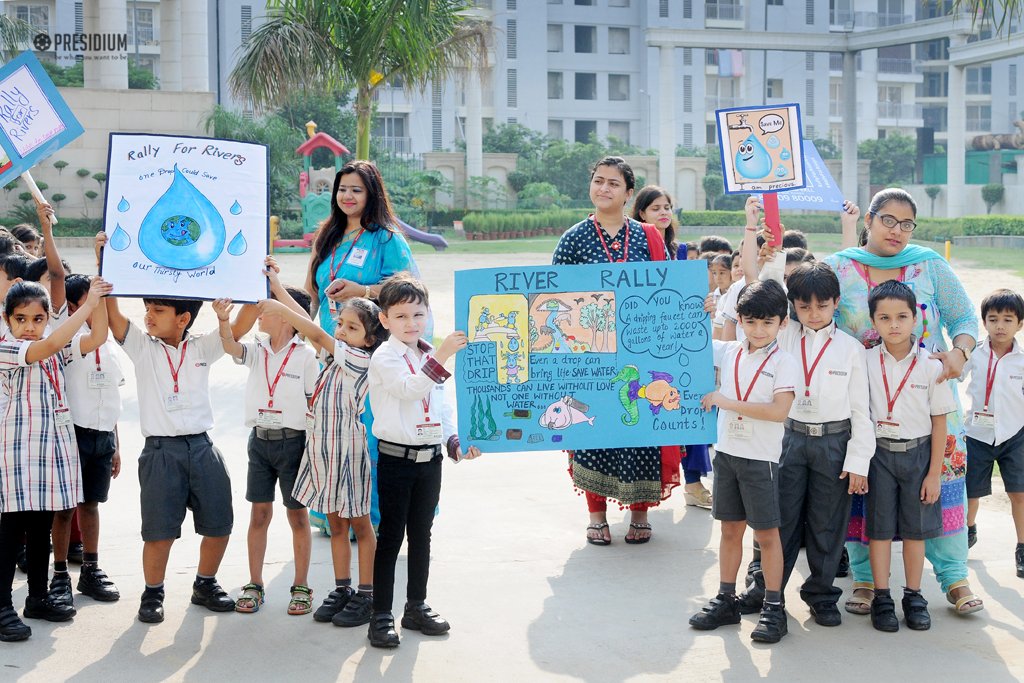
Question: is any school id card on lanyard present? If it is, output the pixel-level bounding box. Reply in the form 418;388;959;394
404;355;443;442
727;348;777;439
876;348;917;439
88;348;114;388
41;357;72;426
327;229;368;314
257;343;297;429
973;348;1002;429
163;341;189;411
794;334;833;417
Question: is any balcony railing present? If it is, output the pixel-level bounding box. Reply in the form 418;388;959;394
706;95;740;110
877;57;914;74
966;117;992;131
705;2;744;21
877;102;923;119
377;136;413;154
876;12;911;26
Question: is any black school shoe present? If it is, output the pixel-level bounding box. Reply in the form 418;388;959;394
48;573;75;609
870;593;899;632
809;601;842;627
0;605;31;642
191;580;235;612
902;590;931;631
23;595;76;622
750;603;788;643
1016;545;1024;578
737;571;766;615
836;547;850;578
967;525;978;549
138;587;165;623
401;602;450;635
78;566;121;602
313;587;353;623
333;591;373;627
368;611;400;648
689;593;741;630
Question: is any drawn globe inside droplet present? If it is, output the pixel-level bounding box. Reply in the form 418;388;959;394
139;165;225;269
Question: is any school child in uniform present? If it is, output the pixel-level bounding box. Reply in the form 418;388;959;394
689;279;799;644
211;264;320;616
766;261;873;626
48;275;125;608
963;288;1024;577
864;281;954;632
256;289;386;628
0;277;112;642
366;272;481;648
99;233;236;623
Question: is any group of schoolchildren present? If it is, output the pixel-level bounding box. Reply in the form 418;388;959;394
0;204;478;649
684;198;1024;644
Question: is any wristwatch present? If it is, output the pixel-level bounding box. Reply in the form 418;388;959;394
364;284;372;299
953;344;972;362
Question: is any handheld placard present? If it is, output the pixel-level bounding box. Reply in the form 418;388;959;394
762;192;780;247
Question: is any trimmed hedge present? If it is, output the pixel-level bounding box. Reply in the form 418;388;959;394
961;215;1024;236
461;209;587;235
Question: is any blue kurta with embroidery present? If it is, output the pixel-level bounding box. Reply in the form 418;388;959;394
553;216;666;504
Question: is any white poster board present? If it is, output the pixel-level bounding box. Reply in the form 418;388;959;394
100;134;270;302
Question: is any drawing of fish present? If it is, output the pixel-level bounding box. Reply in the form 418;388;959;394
539;396;595;430
611;366;681;425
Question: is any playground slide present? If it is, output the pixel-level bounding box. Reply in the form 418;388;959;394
396;217;448;251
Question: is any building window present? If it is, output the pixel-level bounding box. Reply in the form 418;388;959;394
575;26;597;53
683;0;693;17
608;74;630;101
507;19;517;59
805;79;815;115
659;0;669;18
805;52;814;71
805;0;815;24
575;0;595;5
608;27;630;54
548;0;563;3
706;1;744;20
575;120;597;142
432;83;442;150
829;81;842;116
767;79;783;98
1011;64;1018;97
507;0;517;8
15;5;49;33
547;24;563;52
548;71;564;99
74;2;83;33
683;75;693;112
575;73;597;100
805;124;816;139
966;104;992;131
683;48;693;65
126;6;154;44
240;6;252;45
706;123;718;145
549;119;564;139
920;71;948;98
768;0;783;4
507;69;518;108
609;0;630;5
608;121;630;144
966;66;992;95
683;123;694;147
923;106;948;132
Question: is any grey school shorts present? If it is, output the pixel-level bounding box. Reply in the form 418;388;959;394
712;451;781;530
138;433;233;542
865;438;942;541
75;426;116;504
246;429;305;510
966;426;1024;498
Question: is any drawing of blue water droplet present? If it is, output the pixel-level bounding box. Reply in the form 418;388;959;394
117;196;130;212
109;224;131;251
138;165;225;269
229;200;242;215
734;134;773;179
765;135;780;149
775;165;789;178
227;230;247;256
780;147;792;160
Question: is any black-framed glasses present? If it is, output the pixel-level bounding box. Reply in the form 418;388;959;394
873;213;917;232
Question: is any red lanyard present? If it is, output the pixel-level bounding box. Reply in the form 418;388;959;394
879;348;918;420
403;354;432;417
328;228;366;282
309;373;328;411
39;357;64;407
592;215;629;263
734;346;778;402
984;347;1003;411
94;349;101;372
162;340;189;394
800;334;833;397
263;342;297;409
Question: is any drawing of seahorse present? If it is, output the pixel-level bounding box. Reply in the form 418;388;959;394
611;366;681;426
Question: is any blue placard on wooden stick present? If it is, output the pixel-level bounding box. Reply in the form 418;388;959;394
0;51;84;186
454;260;717;453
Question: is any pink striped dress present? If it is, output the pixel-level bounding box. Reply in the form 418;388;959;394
292;340;371;516
0;341;81;512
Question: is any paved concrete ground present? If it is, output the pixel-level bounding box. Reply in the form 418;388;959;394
3;249;1023;682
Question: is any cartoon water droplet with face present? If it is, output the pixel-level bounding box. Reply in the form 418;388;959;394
765;135;781;149
734;134;772;180
138;165;226;269
780;147;792;161
775;165;789;178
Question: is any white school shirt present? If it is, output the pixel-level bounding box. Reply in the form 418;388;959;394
64;333;124;431
866;343;956;441
118;322;225;438
236;334;318;430
719;279;747;343
776;322;875;475
963;338;1024;446
712;338;799;462
0;303;67;417
368;336;456;447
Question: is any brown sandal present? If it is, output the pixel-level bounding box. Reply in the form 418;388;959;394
844;581;874;615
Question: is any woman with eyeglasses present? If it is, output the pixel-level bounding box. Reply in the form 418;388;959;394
823;188;982;619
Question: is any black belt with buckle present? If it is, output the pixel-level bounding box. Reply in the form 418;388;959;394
876;436;928;453
254;427;306;441
379;440;442;463
784;418;852;438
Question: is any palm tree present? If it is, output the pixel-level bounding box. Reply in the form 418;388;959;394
0;16;34;61
951;1;1020;34
230;0;487;160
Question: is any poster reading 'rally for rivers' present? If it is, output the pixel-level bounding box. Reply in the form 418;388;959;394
455;260;717;454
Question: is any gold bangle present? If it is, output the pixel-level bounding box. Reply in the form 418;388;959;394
364;284;371;298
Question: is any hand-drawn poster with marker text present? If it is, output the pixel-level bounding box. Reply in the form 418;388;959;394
716;103;804;194
100;134;269;302
0;51;84;186
455;261;717;453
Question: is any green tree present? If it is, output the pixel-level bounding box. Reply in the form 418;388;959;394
0;15;33;60
517;182;571;210
925;185;941;215
476;123;548;160
952;1;1021;34
981;183;1005;214
812;137;841;159
578;303;601;349
128;62;159;89
230;0;487;160
702;174;724;210
278;92;359;166
858;134;917;186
